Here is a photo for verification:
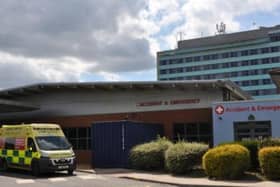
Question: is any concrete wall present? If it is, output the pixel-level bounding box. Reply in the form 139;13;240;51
213;99;280;145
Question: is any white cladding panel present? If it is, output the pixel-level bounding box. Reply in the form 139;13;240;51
0;88;223;119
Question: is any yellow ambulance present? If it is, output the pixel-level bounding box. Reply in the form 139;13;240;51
0;123;76;176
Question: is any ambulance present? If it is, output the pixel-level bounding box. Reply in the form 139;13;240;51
0;124;76;176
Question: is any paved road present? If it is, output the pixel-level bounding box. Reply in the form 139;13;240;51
0;170;178;187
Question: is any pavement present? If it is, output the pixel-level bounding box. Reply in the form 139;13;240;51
77;168;280;187
0;170;175;187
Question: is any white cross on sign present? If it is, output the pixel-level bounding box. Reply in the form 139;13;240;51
215;105;224;115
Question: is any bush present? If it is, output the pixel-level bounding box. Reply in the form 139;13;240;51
238;140;259;170
218;140;259;170
259;138;280;149
165;142;208;174
129;137;172;170
203;144;250;179
259;147;280;180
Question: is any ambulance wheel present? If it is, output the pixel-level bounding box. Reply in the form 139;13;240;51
31;162;40;177
67;169;74;175
0;159;8;171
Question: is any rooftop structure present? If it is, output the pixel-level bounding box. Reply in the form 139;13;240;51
158;25;280;100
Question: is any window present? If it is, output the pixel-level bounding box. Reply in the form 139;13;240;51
271;46;279;52
185;67;193;72
193;56;201;61
260;89;277;95
160;70;167;74
177;59;183;64
250;80;259;86
234;121;271;141
250;59;258;65
222;52;229;58
222;63;229;68
185;57;193;63
193;66;201;71
176;67;183;73
203;55;210;60
261;48;270;54
230;61;238;67
271;57;280;63
242;71;249;76
262;79;271;85
5;138;15;150
241;61;249;66
169;68;177;73
203;64;211;70
241;50;249;56
242;81;250;86
159;60;167;66
262;58;270;64
249;70;258;75
211;64;219;69
271;36;280;42
261;69;269;74
63;128;91;150
211;54;218;60
249;49;258;55
173;123;212;144
230;72;238;77
230;52;238;57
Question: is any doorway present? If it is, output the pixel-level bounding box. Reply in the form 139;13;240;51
234;121;271;141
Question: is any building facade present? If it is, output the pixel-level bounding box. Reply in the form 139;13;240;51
0;81;250;167
213;99;280;145
157;25;280;100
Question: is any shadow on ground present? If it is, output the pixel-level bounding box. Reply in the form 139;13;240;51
0;169;76;179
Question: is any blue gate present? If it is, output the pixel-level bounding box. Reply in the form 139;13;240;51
92;121;163;168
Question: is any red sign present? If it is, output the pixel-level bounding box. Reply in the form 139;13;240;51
215;105;224;115
136;98;200;107
15;138;25;150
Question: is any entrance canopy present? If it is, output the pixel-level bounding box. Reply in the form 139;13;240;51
0;99;39;113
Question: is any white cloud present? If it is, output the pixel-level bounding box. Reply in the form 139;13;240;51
1;0;280;89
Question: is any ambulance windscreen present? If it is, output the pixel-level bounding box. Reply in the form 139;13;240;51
35;136;71;150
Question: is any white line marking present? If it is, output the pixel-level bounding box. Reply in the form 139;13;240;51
78;174;105;180
16;179;35;184
48;177;67;182
78;175;97;180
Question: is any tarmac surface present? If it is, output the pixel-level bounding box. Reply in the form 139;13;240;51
0;169;177;187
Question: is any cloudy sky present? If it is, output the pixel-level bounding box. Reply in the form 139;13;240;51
1;0;280;89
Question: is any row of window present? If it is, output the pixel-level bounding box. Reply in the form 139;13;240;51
234;79;273;87
247;89;277;96
160;68;272;81
63;127;91;150
159;46;280;66
173;123;212;144
160;57;280;75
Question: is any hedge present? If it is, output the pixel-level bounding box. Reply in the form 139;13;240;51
165;142;208;174
259;138;280;149
129;137;172;170
219;140;259;170
259;147;280;180
203;144;250;179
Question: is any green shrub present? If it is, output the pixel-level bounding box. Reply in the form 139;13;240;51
259;147;280;180
218;140;259;170
238;140;259;170
165;142;208;174
259;138;280;149
203;144;250;179
129;137;172;170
